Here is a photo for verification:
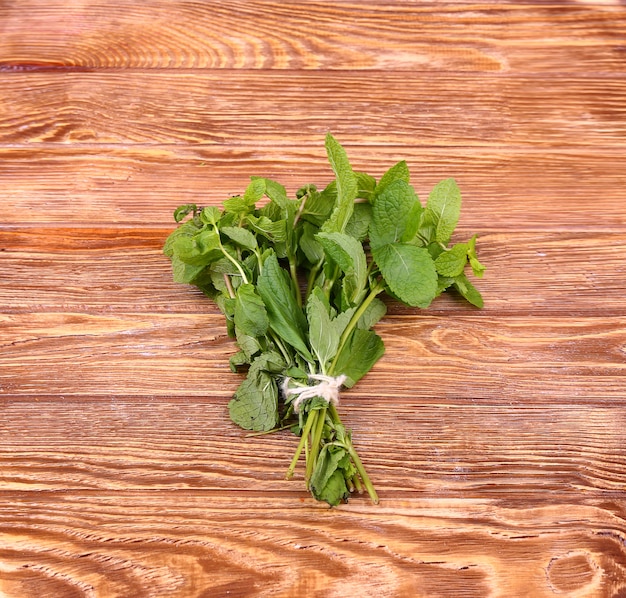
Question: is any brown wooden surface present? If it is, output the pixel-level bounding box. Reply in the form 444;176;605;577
1;1;626;596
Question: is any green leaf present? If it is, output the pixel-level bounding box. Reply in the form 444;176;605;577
369;179;421;249
355;171;377;201
243;178;266;204
306;289;340;367
229;371;277;431
299;222;325;264
373;160;410;201
163;220;201;258
257;253;313;361
356;297;387;330
235;327;262;360
228;350;286;431
246;214;287;243
425;178;462;245
170;255;206;285
373;243;438;308
223;195;252;215
310;444;350;506
434;242;469;277
200;206;221;227
172;228;223;266
221;226;258;251
333;328;385;388
321;133;358;234
235;283;269;338
300;187;334;227
344;202;372;242
258;177;289;210
316;232;367;304
173;204;198;223
467;234;486;278
453;273;484;308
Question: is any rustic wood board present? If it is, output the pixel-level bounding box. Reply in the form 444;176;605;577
1;1;625;596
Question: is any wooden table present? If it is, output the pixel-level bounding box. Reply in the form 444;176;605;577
1;2;626;596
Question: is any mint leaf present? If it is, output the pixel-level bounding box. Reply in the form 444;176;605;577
306;289;340;368
257;253;313;361
357;297;387;330
221;226;258;251
316;231;367;305
333;328;385;388
228;351;285;431
434;242;469;277
425;178;462;245
467;234;486;278
369;179;421;249
373;243;438;308
243;178;266;204
234;283;268;338
310;444;350;506
373;160;410;201
321;133;358;234
453;273;484;308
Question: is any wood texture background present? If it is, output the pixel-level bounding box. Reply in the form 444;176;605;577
1;1;626;596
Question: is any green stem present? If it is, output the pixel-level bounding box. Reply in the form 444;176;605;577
218;237;249;284
306;406;327;485
328;281;385;375
346;443;379;504
327;404;378;503
288;255;302;307
286;408;317;479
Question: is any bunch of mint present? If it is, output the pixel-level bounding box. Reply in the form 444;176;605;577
164;134;484;506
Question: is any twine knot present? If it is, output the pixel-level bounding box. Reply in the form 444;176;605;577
282;374;347;414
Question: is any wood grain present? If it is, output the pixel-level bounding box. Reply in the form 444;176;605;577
1;147;625;230
2;397;626;496
2;0;626;595
0;493;625;597
1;1;625;72
1;228;625;316
3;72;626;147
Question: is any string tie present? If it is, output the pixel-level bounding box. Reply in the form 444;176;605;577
282;374;347;414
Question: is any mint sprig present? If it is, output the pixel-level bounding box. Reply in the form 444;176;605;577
164;134;485;506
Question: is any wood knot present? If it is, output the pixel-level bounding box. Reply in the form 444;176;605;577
546;551;601;594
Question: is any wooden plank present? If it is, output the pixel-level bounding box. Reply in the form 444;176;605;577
1;228;625;316
1;311;625;400
1;147;625;230
1;398;626;496
0;492;624;597
1;1;625;72
2;72;626;147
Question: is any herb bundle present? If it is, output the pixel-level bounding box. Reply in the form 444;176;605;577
164;134;484;506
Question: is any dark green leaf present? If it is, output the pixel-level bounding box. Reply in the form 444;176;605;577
257;253;313;361
235;283;269;338
310;444;350;506
333;328;385;387
173;204;198;223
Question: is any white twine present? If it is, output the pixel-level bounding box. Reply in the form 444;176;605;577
282;374;347;414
